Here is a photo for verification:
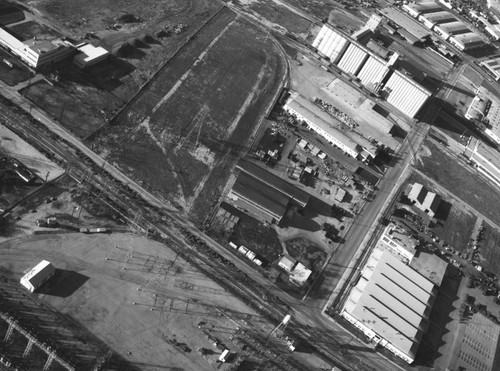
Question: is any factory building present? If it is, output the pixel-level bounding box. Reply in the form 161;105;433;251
337;43;369;76
284;93;371;159
434;21;471;40
381;70;431;118
449;32;485;51
312;24;349;63
408;183;441;218
236;160;310;208
379;7;431;44
466;87;500;146
418;11;457;29
480;57;500;81
465;94;490;121
341;249;440;364
0;26;75;69
403;1;443;18
228;171;289;224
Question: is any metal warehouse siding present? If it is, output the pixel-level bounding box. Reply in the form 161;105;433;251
337;43;369;76
313;25;349;63
357;56;388;87
383;71;431;118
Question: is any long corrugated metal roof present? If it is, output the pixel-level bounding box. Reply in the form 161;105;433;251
231;172;289;221
380;8;431;40
312;25;349;63
434;20;470;35
383;70;431;118
450;32;484;49
337;42;369;75
284;93;361;152
237;160;310;207
343;250;437;360
419;11;456;24
357;56;389;87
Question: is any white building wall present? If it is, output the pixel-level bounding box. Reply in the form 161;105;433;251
383;71;431;118
0;27;38;67
337;43;369;76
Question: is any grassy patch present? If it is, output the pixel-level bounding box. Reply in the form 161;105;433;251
479;223;500;277
21;81;107;138
229;216;283;266
285;237;327;272
249;2;311;34
7;20;60;41
416;140;500;226
0;48;32;86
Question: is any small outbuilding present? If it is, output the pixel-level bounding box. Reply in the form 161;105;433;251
20;260;55;293
278;255;297;272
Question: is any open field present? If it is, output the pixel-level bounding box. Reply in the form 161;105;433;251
7;20;60;41
22;80;108;138
244;0;312;35
416;140;500;227
0;232;261;370
89;7;287;225
20;0;189;35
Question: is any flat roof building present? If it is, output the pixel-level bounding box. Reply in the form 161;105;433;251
449;32;485;51
341;249;439;364
289;262;312;287
434;21;471;40
20;260;55;293
278;255;297;272
381;70;431;118
73;43;109;68
418;11;457;29
408;183;441;218
403;2;443;18
465;94;490;121
377;222;417;263
0;25;74;68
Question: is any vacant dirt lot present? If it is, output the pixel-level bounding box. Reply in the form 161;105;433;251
0;232;258;370
90;8;286;225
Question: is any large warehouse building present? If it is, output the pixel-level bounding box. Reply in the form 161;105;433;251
380;70;431;118
341;249;439;364
403;1;443;17
312;24;429;118
481;56;500;81
449;32;485;51
284;92;379;159
0;26;74;68
379;7;431;44
227;160;311;224
434;21;471;40
418;11;457;29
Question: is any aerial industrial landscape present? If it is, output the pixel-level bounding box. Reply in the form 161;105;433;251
2;0;500;370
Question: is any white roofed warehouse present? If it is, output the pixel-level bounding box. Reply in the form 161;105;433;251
381;71;431;118
312;24;350;64
20;260;56;293
283;93;363;159
341;249;442;364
